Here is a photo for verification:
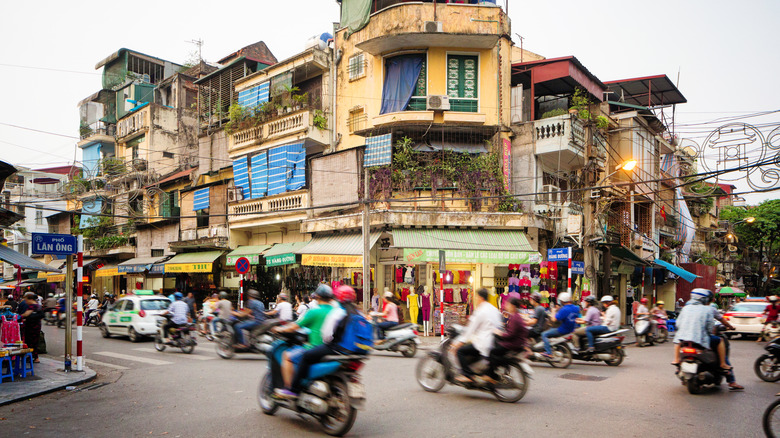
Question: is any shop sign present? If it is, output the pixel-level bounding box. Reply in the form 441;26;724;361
571;261;585;275
149;264;165;274
46;274;65;283
165;263;213;273
266;253;296;267
502;138;511;192
95;267;119;278
548;248;570;262
118;264;149;273
404;249;541;265
227;254;260;266
301;254;362;268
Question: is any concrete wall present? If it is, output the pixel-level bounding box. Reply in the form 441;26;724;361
310;148;361;210
197;131;230;177
510;123;537;203
136;223;179;258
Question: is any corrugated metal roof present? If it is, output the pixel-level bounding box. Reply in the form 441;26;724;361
393;229;534;252
296;233;381;255
0;245;61;272
165;251;224;264
265;242;310;257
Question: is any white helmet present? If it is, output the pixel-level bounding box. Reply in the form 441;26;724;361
601;295;614;303
690;288;712;304
558;292;572;304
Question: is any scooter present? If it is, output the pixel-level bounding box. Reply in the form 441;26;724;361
154;315;197;354
635;315;657;347
372;321;419;358
526;334;572;368
84;309;102;327
675;325;731;394
762;321;780;342
415;324;531;403
215;318;278;359
258;324;368;437
653;314;669;343
565;329;628;366
44;308;58;326
755;335;780;382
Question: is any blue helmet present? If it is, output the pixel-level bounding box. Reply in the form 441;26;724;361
173;292;184;300
690;288;712;304
313;284;333;300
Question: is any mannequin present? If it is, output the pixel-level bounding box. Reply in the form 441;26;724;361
421;286;432;336
407;287;419;329
499;288;509;311
488;287;499;308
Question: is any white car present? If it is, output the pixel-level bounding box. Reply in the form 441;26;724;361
100;294;172;342
723;302;770;338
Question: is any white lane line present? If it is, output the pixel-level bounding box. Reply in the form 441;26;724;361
132;348;214;360
93;351;173;366
85;359;130;370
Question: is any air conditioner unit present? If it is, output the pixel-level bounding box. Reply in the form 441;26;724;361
228;188;244;202
426;95;450;111
423;21;443;33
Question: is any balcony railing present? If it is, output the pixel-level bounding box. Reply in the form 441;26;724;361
232;126;263;150
117;106;150;139
534;115;587;170
370;0;500;14
229;191;309;218
229;109;328;155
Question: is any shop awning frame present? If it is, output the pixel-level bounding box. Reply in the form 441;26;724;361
296;232;381;256
226;245;272;266
654;259;699;283
393;228;535;252
119;256;169;273
264;242;310;267
597;243;651;266
164;251;224;273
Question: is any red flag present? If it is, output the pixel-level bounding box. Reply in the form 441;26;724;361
660;205;667;221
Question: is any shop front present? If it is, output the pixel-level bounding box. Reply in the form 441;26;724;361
163;251;225;301
118;256;173;293
224;245;271;291
598;243;651;324
94;264;121;297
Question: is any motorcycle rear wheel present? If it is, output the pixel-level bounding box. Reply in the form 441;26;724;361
415;355;446;393
656;328;668;344
549;344;572;369
400;340;417;358
180;337;195;354
257;373;278;415
604;348;624;366
492;363;529;403
755;354;780;382
216;334;235;359
763;397;780;438
687;377;704;395
319;380;357;437
154;335;166;352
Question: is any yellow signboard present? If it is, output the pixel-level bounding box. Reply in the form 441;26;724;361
302;254;363;268
47;274;65;283
95;268;120;278
165;263;213;273
37;272;49;279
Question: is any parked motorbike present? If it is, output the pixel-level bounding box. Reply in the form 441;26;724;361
258;324;367;437
755;335;780;382
526;334;572;368
635;315;658;347
154;315;197;354
675;325;731;394
415;324;531;403
565;328;628;366
215;318;277;359
372;321;419;358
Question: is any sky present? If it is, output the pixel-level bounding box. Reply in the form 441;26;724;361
0;0;778;204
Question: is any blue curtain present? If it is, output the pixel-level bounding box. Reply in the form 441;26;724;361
267;146;289;196
380;55;424;115
286;143;306;191
250;152;268;198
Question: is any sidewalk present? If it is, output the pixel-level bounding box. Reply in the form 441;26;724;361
0;357;96;406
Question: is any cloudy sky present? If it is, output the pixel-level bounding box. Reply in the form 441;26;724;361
0;0;777;203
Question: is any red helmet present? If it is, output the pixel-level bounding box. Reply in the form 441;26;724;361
640;298;648;304
335;285;356;303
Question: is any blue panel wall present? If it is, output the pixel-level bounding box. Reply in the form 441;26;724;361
193;187;210;211
232;157;251;199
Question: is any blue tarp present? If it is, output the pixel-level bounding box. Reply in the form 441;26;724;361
380;55;424;114
654;259;698;283
233;156;251;200
286;143;306;191
237;82;270;109
267;146;288;196
364;134;392;167
250;151;269;198
193;188;210;211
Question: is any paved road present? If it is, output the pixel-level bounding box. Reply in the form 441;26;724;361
1;325;775;437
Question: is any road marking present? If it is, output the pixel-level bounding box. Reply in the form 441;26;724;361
93;351;173;366
132;348;214;361
85;359;130;370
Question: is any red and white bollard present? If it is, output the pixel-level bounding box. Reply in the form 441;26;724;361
76;235;83;372
567;247;573;295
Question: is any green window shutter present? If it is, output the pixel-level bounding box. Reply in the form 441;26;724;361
446;55;478;113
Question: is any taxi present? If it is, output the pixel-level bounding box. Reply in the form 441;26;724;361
99;290;171;342
723;301;769;339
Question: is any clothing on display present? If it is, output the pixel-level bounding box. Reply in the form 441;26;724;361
408;293;419;325
421;293;431;322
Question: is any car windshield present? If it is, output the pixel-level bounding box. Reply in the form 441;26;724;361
140;299;171;311
729;303;767;313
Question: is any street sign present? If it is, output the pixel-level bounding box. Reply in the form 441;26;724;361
235;257;251;275
439;250;446;272
548;248;569;262
31;233;77;255
572;261;585;275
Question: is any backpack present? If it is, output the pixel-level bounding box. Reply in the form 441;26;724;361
333;312;374;354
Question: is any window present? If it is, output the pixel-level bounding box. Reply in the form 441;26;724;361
348;107;367;133
407;59;427;111
348;53;366;81
196;209;209;228
446;54;478;112
140;299;170;311
123;300;135;311
159;191;179;218
151;249;164;257
35;206;43;225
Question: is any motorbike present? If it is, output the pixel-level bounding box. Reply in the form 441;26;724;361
763;393;780;438
762;322;780;342
415;324;531;403
258;324;368;437
755;335;780;382
634;315;658;347
215;317;277;359
84;309;102;327
44;308;58;326
653;314;669;343
57;311;75;329
565;328;628;366
525;334;573;368
675;325;731;394
154;315;197;354
372;321;419;358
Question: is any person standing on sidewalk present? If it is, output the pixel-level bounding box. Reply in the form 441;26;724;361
18;292;43;363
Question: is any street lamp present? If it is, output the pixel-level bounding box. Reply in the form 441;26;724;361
597;159;637;186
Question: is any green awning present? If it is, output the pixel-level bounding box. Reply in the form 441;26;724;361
599;243;650;266
393;228;534;252
296;232;381;255
264;242;310;267
226;245;272;266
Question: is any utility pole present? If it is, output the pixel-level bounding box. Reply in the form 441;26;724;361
583;121;596;296
64;252;73;371
362;168;371;313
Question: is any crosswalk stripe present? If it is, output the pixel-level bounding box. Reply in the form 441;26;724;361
85;359;130;370
93;351;174;366
132;348;214;361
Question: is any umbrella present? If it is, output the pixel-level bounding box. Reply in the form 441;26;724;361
717;286;746;297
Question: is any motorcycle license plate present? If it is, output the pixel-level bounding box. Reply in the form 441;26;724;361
347;382;365;399
681;362;697;374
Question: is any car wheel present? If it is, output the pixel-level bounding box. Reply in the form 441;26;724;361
128;327;140;343
100;323;111;338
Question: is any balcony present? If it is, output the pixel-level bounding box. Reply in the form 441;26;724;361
229;109;329;157
77;123;116;148
116;105;150;140
348;2;508;55
171;224;229;251
534;115;586;170
229;190;309;228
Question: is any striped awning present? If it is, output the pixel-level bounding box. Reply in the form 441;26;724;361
364;133;392;168
296;232;381;255
393;228;534;252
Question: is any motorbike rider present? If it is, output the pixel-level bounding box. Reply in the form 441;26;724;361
450;288;503;384
214;290;233;320
273;284;337;399
482;297;527;384
650;300;668;336
266;293;294;322
761;295;780;338
232;289;266;349
540;292;580;359
85;294;100;322
572;296;602;351
161;292;191;339
370;291;399;342
523;291;548;342
584;296;621;353
634;297;650;324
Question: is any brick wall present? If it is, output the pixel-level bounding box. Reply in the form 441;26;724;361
137;223;180;257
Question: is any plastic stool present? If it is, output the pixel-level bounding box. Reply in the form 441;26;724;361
0;356;13;383
13;353;34;378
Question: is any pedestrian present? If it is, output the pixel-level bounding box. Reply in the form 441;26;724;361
185;292;197;320
18;292;43;363
3;292;18;312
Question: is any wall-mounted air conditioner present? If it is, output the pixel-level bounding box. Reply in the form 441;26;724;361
423;21;443;33
426;95;450;111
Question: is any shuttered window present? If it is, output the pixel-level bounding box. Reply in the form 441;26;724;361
250;152;268;198
232;156;251;199
446;55;478;112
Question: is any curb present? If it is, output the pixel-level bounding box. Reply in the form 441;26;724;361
0;368;97;407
